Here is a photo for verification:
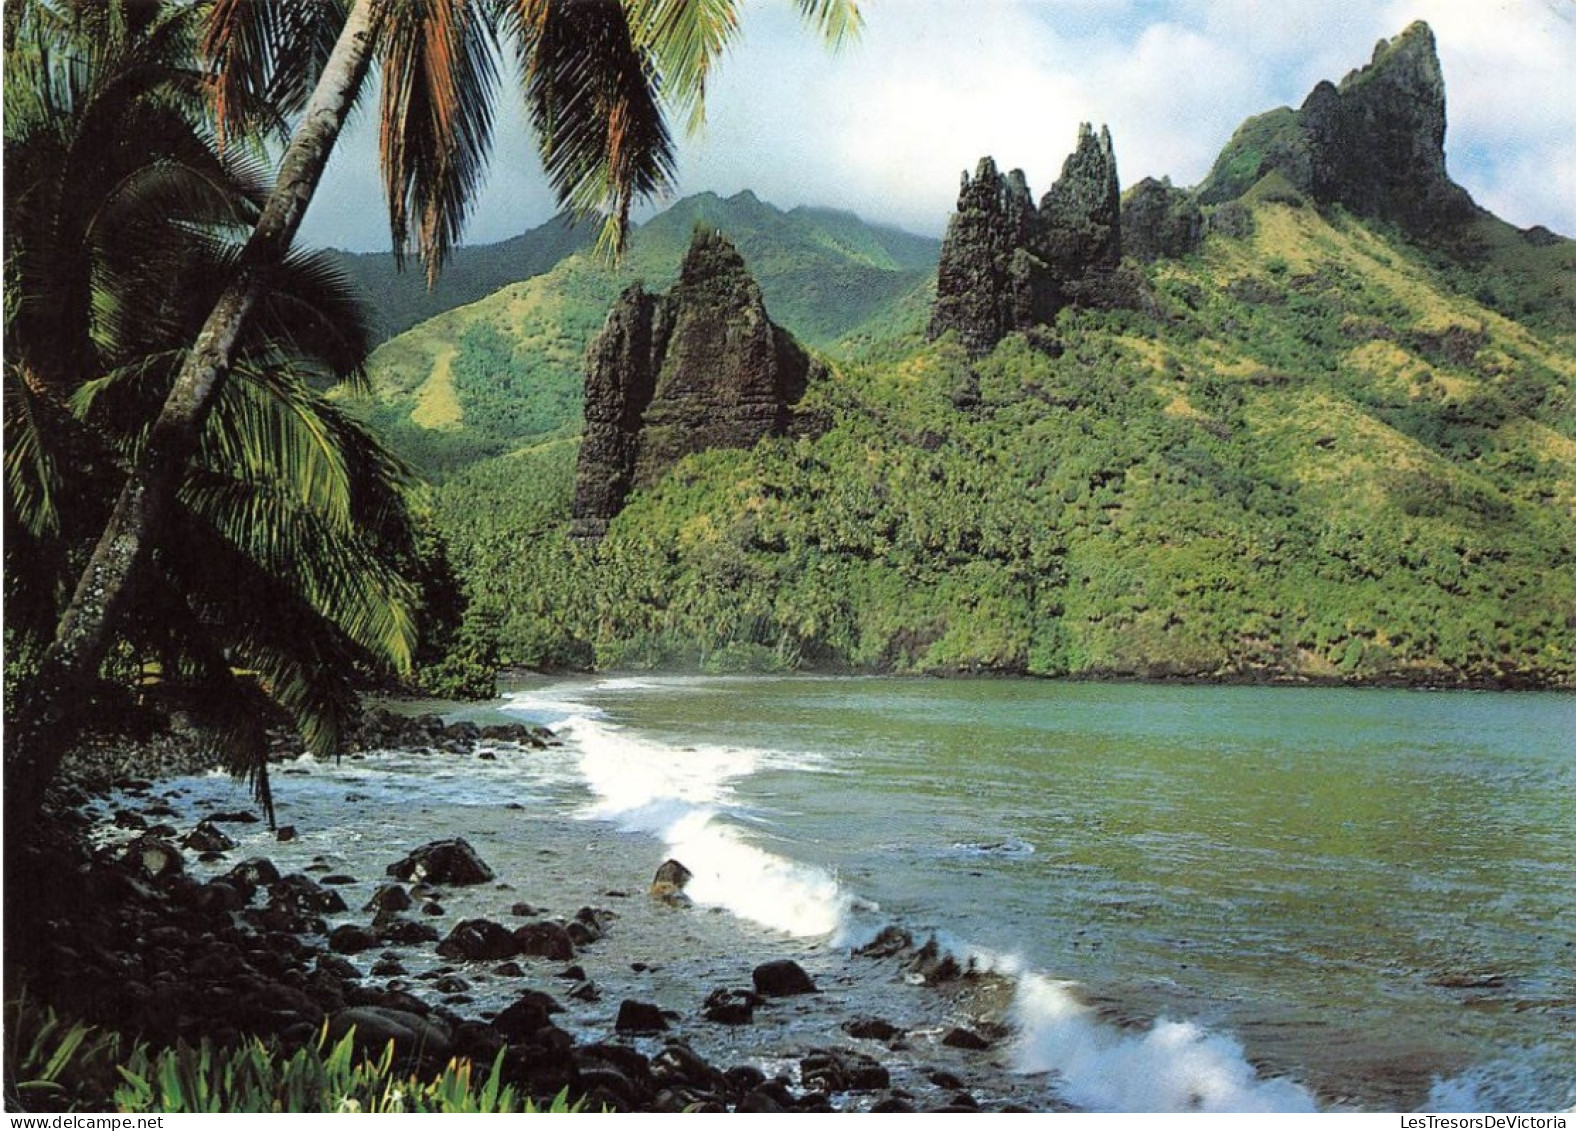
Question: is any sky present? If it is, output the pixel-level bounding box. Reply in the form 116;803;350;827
299;0;1576;253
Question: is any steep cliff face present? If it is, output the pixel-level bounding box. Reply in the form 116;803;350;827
929;125;1126;356
1198;22;1476;230
1121;177;1204;263
572;230;820;538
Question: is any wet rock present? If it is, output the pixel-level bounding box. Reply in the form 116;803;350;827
276;825;297;842
193;879;248;913
329;924;378;955
512;921;575;961
319;874;356;886
649;859;693;904
378;919;440;946
227;857;281;892
853;925;913;958
616;999;669;1034
941;1026;992;1050
317;955;362;981
123;836;184;881
493;961;525;977
362;884;412;916
385;838;495;886
181;821;238;853
436;918;519;961
843;1015;904;1042
508;901;542;917
329;1006;451;1060
568;981;601;1003
207;809;260;824
370;957;406;977
752;959;818;997
906;937;962;984
269;874;347;917
802;1047;891;1093
737;1088;787;1113
702;987;761;1025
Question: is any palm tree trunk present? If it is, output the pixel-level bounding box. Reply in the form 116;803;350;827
5;0;383;837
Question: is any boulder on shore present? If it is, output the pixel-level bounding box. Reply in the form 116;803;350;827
650;859;693;904
436;918;519;961
385;838;495;886
752;959;818;997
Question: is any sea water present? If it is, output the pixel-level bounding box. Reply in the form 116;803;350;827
498;675;1575;1112
106;675;1576;1112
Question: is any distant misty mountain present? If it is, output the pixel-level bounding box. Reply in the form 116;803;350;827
324;212;595;345
348;190;940;477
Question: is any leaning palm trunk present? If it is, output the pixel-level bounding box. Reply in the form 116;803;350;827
4;0;383;836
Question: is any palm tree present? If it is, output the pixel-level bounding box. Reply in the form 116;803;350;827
7;0;861;833
5;0;425;822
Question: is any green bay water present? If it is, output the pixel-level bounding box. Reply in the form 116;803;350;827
504;675;1575;1111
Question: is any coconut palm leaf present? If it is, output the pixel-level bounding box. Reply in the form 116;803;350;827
505;0;674;255
377;0;501;285
201;0;350;148
627;0;740;135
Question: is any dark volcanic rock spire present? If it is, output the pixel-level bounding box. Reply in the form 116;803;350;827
1197;21;1476;231
571;229;820;539
928;125;1127;357
1300;21;1474;228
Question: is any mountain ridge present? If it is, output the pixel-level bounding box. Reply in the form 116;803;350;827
362;21;1573;687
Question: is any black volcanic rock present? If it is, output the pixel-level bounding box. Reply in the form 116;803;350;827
1122;177;1204;262
928;124;1128;356
572;229;821;538
1198;22;1476;231
1039;123;1124;307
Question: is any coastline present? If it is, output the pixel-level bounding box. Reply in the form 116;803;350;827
7;717;1059;1113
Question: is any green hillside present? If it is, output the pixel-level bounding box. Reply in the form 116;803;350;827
348;192;938;477
430;196;1576;687
325;212;593;346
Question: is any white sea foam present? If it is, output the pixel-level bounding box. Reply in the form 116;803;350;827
1426;1054;1576;1114
1010;973;1319;1113
559;715;851;938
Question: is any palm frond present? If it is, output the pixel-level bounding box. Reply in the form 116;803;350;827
3;365;65;540
627;0;740;135
377;0;500;285
794;0;862;49
506;0;675;255
200;0;349;148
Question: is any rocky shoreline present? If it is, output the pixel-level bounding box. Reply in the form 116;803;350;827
7;711;1055;1113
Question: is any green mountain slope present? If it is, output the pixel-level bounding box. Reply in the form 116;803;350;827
326;212;593;345
432;195;1576;687
348;192;939;476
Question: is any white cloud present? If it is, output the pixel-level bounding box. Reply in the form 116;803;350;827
303;0;1576;249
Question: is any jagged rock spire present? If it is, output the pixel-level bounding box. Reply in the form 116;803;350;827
929;125;1127;357
572;228;820;539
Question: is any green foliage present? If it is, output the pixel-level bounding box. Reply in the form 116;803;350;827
423;197;1576;689
110;1030;552;1114
6;1000;125;1112
3;997;573;1114
354;192;941;479
2;0;425;776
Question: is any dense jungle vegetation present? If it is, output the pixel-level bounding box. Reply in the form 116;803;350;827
396;191;1576;688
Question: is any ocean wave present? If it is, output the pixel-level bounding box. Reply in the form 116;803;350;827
1009;973;1318;1112
561;715;852;938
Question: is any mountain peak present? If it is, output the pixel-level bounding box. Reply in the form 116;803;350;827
1198;21;1476;231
